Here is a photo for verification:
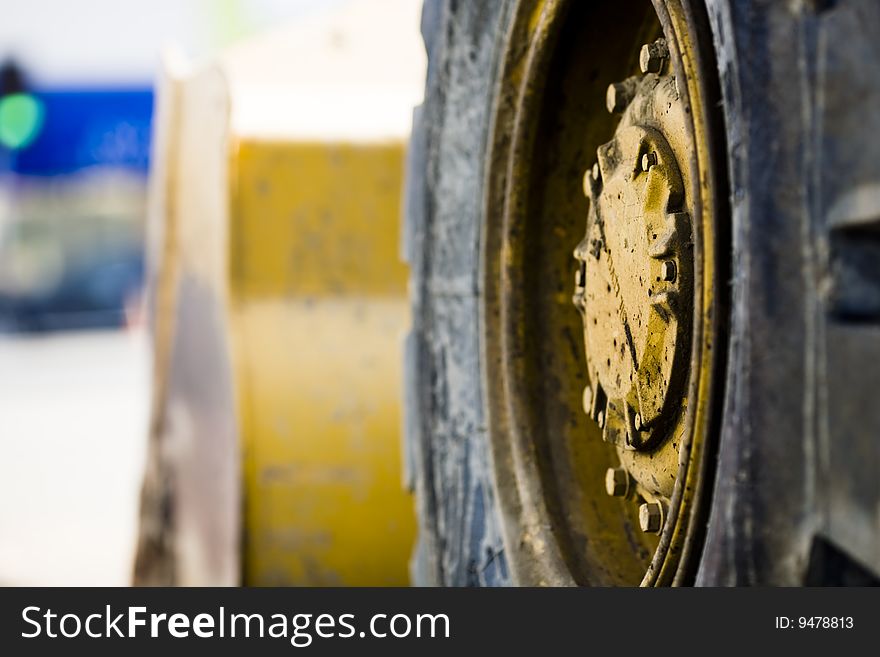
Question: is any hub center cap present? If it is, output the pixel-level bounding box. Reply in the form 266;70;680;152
575;123;691;451
573;43;696;522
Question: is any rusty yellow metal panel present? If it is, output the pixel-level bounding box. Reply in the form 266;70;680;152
136;0;424;587
229;140;414;585
230;142;407;298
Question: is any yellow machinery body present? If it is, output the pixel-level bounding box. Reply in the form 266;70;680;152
232;141;413;585
134;0;423;586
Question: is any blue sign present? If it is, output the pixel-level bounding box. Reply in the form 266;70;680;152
6;88;153;176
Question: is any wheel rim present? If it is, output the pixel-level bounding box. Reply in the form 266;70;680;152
482;0;729;585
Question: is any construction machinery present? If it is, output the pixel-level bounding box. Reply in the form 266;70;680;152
406;0;880;586
135;0;422;586
137;0;880;586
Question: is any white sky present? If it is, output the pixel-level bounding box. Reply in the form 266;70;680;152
0;0;427;142
0;0;350;86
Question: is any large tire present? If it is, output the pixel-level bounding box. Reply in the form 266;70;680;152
405;0;880;586
403;0;514;586
698;0;880;586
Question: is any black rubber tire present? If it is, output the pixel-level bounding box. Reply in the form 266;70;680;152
403;0;514;586
697;0;880;586
404;0;880;586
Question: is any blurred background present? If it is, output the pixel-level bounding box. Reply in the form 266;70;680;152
0;0;420;586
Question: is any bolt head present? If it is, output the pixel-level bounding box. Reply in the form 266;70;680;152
605;83;630;114
583;164;601;197
639;502;664;533
641;152;658;172
661;260;677;282
639;40;669;74
582;385;593;414
605;468;629;497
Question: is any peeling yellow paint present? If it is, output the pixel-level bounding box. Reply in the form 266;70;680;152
229;139;414;586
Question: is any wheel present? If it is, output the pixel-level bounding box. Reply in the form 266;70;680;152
405;0;880;586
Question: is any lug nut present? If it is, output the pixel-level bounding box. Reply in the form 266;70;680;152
583;163;601;197
605;467;629;497
596;410;605;429
641;152;658;172
640;39;669;74
606;82;633;114
634;413;642;430
661;260;677;282
639;502;664;533
582;385;593;414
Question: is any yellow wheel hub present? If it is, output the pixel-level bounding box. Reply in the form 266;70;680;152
574;47;695;516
